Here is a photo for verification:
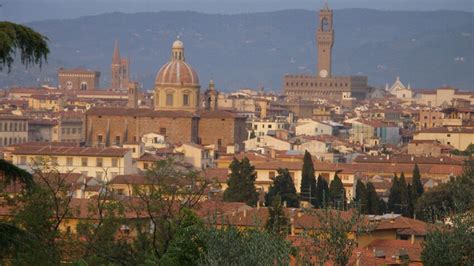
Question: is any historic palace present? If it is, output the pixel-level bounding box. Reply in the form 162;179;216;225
283;4;368;100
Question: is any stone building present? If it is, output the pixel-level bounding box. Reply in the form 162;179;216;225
85;40;247;150
283;3;368;100
58;68;100;91
111;41;130;91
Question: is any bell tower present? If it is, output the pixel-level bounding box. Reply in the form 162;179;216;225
316;2;334;78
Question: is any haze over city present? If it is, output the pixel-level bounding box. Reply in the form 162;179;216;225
0;0;473;265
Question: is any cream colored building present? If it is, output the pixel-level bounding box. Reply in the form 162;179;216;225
244;135;292;151
413;127;474;150
295;119;336;136
249;118;289;137
387;77;413;100
12;145;134;181
174;143;214;169
154;40;200;112
0;115;28;147
415;87;474;107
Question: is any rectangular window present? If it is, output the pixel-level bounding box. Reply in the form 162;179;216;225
143;163;149;169
117;189;124;196
20;156;27;165
217;139;222;146
97;135;103;143
66;157;73;166
96;171;103;180
81;157;88;167
269;171;276;179
166;94;174;106
183;94;189;106
112;158;118;167
50;156;58;165
96;158;103;167
160;128;166;135
115;136;121;145
72;128;77;134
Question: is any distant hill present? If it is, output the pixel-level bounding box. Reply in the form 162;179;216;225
1;9;472;91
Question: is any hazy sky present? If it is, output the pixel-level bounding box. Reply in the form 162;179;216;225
1;0;473;22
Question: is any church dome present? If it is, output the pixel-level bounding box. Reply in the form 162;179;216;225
155;40;199;86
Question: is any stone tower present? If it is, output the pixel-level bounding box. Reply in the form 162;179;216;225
111;40;130;91
316;2;334;78
127;81;139;109
204;79;218;111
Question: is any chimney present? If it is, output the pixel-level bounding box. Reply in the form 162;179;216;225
411;156;414;161
257;201;260;210
243;209;247;218
386;154;390;160
290;218;295;236
356;252;362;266
411;234;415;245
283;201;287;208
232;209;236;217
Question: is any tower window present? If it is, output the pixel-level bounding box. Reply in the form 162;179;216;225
166;93;174;106
80;82;88;90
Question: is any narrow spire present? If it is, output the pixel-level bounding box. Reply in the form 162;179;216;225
112;40;120;65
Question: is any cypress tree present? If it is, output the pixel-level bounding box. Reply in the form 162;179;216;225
388;174;400;213
329;174;346;209
265;195;289;237
300;151;317;204
354;180;368;213
223;157;259;206
399;173;411;217
366;182;380;214
315;175;329;208
411;163;424;201
265;168;299;208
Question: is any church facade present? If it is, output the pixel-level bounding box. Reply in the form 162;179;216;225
85;40;247;150
283;4;368;100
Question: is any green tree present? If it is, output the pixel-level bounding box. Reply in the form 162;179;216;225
301;208;367;266
411;163;424;199
265;168;299;208
223;157;259;206
265;195;289;237
315;175;329;208
366;182;381;215
388;174;401;213
159;209;206;265
415;160;474;222
200;226;292;265
354;180;368;213
0;22;49;71
398;173;411;217
421;212;474;265
328;174;345;209
300;150;317;205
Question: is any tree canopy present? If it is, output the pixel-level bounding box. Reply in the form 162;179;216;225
265;168;299;208
223;157;259;206
0;22;49;71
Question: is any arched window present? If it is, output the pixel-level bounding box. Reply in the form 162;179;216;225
66;81;73;90
80;82;88;90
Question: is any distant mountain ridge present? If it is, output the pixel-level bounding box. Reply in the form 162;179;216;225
1;9;472;91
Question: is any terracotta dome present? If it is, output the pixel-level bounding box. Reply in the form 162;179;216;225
155;60;199;86
155;40;199;86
